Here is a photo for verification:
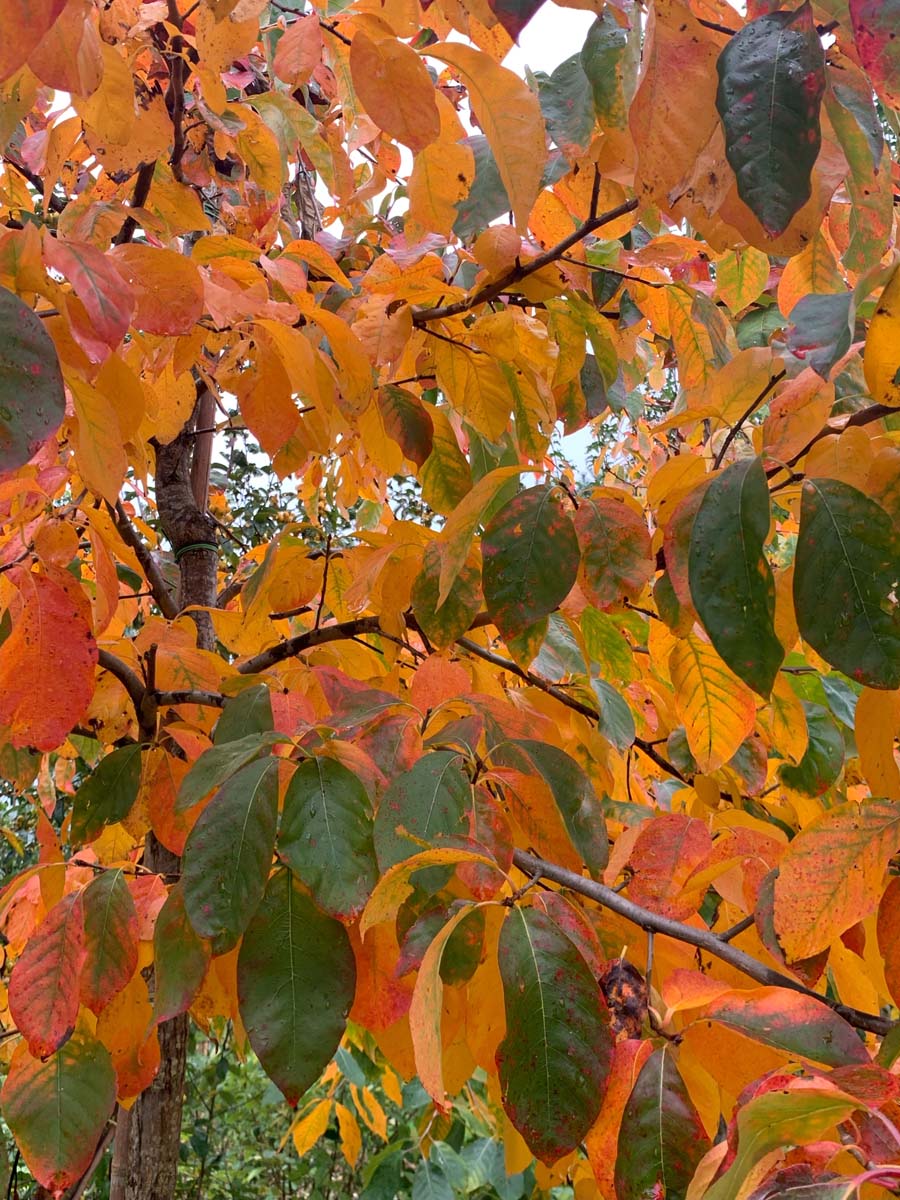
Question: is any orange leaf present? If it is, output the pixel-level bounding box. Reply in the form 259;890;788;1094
111;245;205;336
349;32;440;152
0;567;98;751
626;813;713;920
273;14;323;87
0;0;66;81
774;799;900;960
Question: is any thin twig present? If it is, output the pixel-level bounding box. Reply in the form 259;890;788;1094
315;535;332;630
412;196;639;326
109;502;178;620
113;160;156;246
713;370;786;470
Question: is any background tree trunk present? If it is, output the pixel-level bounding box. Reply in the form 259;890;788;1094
118;403;218;1200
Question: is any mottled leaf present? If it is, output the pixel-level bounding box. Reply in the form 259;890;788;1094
482;485;579;640
153;884;210;1024
794;479;900;689
176;732;283;813
614;1046;709;1200
237;868;356;1106
496;905;612;1162
774;798;900;959
2;1034;116;1194
849;0;900;108
580;9;638;130
80;869;139;1015
0;285;65;471
575;491;653;611
698;987;869;1066
8;891;85;1058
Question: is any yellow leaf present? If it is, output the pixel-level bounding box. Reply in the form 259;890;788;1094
69;377;127;505
864;263;900;408
715;247;770;313
432;338;511;441
291;1099;332;1157
666;286;718;391
428;42;545;231
669;633;757;772
776;231;843;318
763;676;809;767
407;139;475;241
351;1083;388;1139
334;1102;362;1168
856;688;900;799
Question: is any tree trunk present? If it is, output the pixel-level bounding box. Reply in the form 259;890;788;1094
119;403;218;1199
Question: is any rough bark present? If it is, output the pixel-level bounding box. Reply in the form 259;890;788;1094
119;403;218;1199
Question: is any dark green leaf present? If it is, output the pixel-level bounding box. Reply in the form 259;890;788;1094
176;731;283;813
71;744;143;843
794;478;900;688
214;685;273;745
716;4;825;236
373;750;471;872
615;1046;709;1200
496;906;612;1162
0;285;65;472
279;756;377;920
482;485;579;640
153;884;211;1023
237;868;355;1106
689;456;783;697
182;757;280;951
778;702;844;795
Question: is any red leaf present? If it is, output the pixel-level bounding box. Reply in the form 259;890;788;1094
8;891;86;1058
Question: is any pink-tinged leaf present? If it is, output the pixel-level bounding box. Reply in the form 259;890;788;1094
79;868;139;1015
575;489;654;610
496;905;613;1163
110;244;205;336
153;883;210;1024
0;0;66;80
2;1034;116;1194
0;567;98;751
849;0;900;108
626;813;712;920
696;986;869;1066
774;799;900;960
43;237;134;356
8;891;86;1058
615;1045;709;1200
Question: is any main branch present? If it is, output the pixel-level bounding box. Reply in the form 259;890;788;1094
511;849;892;1037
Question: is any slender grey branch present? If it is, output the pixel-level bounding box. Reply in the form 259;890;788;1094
511;848;892;1037
109;502;178;620
411;197;639;326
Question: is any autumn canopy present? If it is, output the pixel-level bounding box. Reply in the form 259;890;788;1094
0;0;898;1196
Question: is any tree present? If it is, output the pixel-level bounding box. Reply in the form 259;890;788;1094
0;0;897;1196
